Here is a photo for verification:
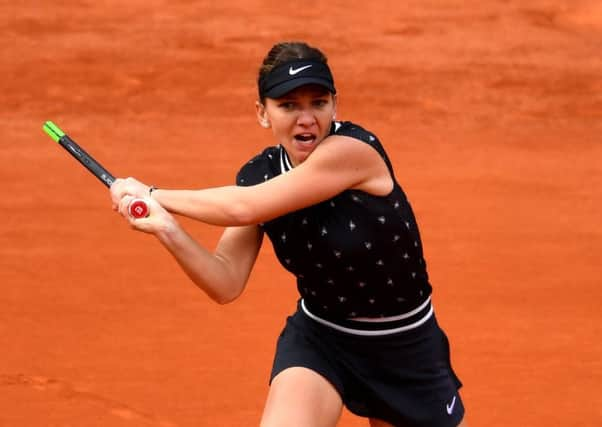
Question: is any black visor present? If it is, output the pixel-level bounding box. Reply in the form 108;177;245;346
259;60;336;99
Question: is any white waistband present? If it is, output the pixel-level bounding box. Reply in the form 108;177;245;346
300;298;434;336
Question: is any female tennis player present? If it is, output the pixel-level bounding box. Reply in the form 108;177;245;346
110;41;467;427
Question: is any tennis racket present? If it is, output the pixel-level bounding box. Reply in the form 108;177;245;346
43;121;150;218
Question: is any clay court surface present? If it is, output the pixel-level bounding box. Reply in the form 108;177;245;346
1;1;601;426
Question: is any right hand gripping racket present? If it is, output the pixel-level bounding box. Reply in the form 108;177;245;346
43;121;150;219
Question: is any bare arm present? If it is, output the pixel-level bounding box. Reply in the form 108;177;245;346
119;197;263;304
112;135;391;226
159;224;263;304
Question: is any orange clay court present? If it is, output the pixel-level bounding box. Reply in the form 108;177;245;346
1;1;601;426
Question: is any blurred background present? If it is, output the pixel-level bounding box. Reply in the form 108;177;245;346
1;1;601;425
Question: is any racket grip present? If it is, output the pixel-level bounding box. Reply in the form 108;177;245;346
127;198;150;219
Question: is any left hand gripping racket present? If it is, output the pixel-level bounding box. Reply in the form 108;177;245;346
43;121;150;219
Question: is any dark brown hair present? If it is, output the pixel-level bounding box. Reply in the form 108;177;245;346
257;41;329;100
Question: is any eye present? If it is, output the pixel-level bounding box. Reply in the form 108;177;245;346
278;102;296;111
312;99;329;108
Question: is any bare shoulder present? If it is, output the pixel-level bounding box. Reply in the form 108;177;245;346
308;135;393;196
309;134;386;169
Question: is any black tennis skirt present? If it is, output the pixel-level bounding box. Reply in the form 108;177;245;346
270;298;464;427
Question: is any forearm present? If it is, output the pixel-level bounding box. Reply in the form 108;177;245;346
152;186;255;226
155;222;244;304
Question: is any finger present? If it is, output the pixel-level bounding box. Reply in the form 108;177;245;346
110;178;126;206
123;178;150;200
118;195;135;217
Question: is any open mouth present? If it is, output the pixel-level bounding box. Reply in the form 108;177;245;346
294;133;317;145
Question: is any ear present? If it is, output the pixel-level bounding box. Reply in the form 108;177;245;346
255;101;271;128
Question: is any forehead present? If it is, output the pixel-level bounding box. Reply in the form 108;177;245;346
273;84;332;100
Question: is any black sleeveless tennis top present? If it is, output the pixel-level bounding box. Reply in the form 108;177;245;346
236;121;432;320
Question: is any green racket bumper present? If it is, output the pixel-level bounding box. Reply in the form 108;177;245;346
43;121;65;142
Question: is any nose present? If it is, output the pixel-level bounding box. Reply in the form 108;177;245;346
296;108;316;126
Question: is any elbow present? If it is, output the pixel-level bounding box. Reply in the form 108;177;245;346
213;293;238;305
208;284;244;305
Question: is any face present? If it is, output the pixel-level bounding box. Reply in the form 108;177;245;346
256;85;336;166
